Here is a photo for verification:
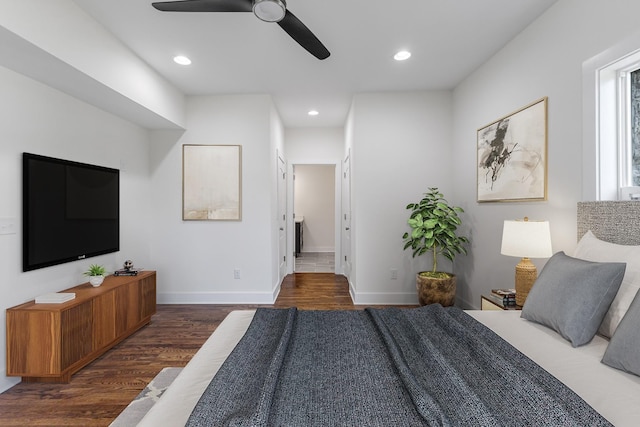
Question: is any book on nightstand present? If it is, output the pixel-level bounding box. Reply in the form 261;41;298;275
35;292;76;304
490;289;517;306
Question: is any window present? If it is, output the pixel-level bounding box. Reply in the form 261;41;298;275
618;64;640;199
629;69;640;186
586;46;640;201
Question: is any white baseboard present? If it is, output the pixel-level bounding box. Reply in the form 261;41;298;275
272;281;282;301
157;291;276;304
0;370;19;394
351;291;419;306
348;277;356;302
456;296;476;310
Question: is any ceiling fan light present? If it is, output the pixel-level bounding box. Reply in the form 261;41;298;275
253;0;286;22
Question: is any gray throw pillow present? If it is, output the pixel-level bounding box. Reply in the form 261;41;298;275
521;251;625;347
602;289;640;376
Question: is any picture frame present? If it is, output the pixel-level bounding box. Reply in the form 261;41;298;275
182;144;242;220
477;97;548;203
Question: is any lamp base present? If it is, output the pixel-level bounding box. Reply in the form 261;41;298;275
515;257;538;306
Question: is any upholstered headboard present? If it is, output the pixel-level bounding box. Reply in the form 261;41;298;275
577;201;640;245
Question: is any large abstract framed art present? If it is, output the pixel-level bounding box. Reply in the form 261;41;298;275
182;144;242;220
477;97;548;202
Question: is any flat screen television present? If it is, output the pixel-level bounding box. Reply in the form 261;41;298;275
23;153;119;272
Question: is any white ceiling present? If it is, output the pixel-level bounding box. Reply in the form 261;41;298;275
74;0;558;128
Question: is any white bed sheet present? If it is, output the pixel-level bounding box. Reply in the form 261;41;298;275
139;310;640;426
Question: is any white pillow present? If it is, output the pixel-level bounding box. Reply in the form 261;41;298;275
573;230;640;338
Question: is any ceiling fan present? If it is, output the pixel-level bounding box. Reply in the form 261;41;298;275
151;0;330;60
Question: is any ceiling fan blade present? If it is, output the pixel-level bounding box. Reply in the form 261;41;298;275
152;0;253;13
277;10;330;60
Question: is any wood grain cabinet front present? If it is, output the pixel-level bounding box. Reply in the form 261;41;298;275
6;271;156;383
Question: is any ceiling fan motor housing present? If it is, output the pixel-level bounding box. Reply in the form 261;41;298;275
253;0;287;22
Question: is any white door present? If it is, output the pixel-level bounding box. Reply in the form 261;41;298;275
341;152;352;278
277;152;287;281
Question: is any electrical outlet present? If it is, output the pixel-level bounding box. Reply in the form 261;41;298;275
390;268;398;280
233;269;241;279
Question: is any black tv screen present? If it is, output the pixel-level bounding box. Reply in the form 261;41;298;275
23;153;119;271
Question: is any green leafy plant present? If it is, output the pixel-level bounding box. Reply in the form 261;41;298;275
84;264;106;277
402;188;469;276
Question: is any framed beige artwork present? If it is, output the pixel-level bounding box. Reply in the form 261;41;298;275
477;97;548;202
182;144;242;220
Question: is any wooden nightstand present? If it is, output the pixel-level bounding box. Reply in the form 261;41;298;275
481;294;522;311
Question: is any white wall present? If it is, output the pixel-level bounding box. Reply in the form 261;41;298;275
0;1;185;129
285;127;344;162
451;0;640;308
0;66;152;392
148;94;281;304
294;165;336;252
347;91;453;305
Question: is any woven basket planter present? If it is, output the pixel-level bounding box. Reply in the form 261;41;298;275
416;273;456;307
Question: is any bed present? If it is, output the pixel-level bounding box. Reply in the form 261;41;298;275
137;201;640;426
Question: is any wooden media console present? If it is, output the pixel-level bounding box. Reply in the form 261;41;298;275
6;271;156;383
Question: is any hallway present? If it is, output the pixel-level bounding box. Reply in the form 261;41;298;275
294;252;335;273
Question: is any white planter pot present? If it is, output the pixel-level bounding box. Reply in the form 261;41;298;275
89;275;104;287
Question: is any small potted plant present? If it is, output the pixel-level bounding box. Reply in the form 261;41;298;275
85;264;107;287
402;188;469;306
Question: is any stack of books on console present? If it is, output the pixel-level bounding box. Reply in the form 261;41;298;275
491;289;517;306
35;292;76;304
114;268;143;276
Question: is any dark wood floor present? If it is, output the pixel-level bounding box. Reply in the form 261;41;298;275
0;273;414;426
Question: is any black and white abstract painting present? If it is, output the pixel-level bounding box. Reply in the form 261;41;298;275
477;97;547;202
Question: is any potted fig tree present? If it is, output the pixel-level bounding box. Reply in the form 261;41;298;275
402;188;469;306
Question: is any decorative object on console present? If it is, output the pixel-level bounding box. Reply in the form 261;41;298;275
35;292;76;304
115;259;142;276
114;268;142;276
477;97;547;202
501;217;552;306
84;263;107;287
402;188;469;306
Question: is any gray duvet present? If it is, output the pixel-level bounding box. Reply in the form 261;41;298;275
187;305;611;426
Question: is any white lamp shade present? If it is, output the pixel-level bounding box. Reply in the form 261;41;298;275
501;219;552;258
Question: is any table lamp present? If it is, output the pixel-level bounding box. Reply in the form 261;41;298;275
501;217;553;306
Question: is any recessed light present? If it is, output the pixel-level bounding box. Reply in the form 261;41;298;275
394;50;411;61
308;110;319;116
173;55;192;65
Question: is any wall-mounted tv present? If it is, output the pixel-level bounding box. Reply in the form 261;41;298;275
23;153;119;272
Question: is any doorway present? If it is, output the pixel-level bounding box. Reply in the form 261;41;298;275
292;164;336;273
